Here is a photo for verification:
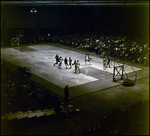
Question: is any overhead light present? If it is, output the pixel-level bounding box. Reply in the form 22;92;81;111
30;8;37;13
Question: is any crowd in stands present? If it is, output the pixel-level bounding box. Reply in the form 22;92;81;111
55;33;149;66
20;32;149;66
1;62;61;115
74;99;149;135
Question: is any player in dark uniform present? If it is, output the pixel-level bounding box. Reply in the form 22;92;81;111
107;57;111;68
64;57;69;69
54;54;59;66
72;60;76;72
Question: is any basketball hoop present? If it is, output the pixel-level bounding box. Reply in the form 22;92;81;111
11;37;20;46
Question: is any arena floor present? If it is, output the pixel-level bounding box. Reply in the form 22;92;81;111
1;43;146;99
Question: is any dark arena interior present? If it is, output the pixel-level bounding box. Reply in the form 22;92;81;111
1;1;149;135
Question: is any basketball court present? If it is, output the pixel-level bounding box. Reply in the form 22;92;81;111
1;44;147;99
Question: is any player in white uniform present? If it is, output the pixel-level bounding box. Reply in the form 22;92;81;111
59;56;63;69
85;52;92;65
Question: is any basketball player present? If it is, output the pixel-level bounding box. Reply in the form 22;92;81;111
72;60;76;72
54;54;59;66
64;57;69;69
75;60;80;73
69;57;72;69
107;57;111;68
103;58;107;70
59;56;63;69
85;52;92;65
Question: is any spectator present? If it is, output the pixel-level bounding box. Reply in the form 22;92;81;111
64;85;69;101
53;94;61;115
67;101;76;114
